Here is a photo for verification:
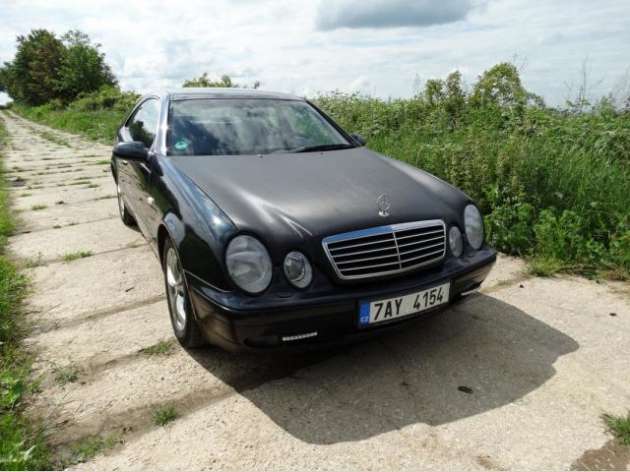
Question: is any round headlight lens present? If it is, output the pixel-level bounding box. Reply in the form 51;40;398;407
283;251;313;289
464;204;484;250
226;235;272;294
449;226;463;257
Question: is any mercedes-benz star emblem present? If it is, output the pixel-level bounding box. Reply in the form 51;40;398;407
376;193;391;217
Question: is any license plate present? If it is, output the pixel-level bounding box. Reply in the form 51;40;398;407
358;282;450;327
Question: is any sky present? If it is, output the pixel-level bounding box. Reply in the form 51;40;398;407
1;0;630;106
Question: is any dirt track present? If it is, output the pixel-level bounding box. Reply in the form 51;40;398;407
2;110;629;470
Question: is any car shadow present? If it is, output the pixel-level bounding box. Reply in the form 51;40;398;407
188;293;579;445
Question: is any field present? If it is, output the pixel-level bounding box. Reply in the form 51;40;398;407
11;71;630;281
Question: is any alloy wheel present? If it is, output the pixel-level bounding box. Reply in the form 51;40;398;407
166;247;187;332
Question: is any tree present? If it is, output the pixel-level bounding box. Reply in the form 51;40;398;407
3;30;65;105
1;29;117;105
182;73;236;88
422;71;466;128
470;63;527;110
55;30;117;102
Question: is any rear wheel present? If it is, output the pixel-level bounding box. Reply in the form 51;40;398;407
116;182;136;227
163;239;206;348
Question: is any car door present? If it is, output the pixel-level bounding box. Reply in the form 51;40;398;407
122;98;161;238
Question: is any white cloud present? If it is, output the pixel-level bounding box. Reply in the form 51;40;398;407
348;75;373;94
316;0;475;30
0;0;629;106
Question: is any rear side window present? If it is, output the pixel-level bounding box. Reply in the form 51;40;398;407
128;99;160;147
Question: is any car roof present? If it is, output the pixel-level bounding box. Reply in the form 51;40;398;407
158;88;304;101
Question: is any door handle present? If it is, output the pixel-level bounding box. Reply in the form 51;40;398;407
120;160;128;166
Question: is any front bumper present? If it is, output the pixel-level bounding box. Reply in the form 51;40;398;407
187;247;496;351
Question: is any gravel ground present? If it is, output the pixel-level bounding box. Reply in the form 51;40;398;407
2;110;629;471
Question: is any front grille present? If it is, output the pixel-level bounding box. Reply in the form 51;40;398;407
322;220;446;281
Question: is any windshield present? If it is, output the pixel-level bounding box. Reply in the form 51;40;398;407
167;98;353;156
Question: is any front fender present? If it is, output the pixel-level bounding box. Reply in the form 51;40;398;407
162;212;186;248
161;207;235;292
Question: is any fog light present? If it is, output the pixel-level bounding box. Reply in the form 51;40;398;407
283;251;313;288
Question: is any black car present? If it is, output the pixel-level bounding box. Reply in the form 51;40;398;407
111;88;496;351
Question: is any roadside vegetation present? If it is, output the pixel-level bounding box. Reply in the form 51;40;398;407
152;405;178;426
139;339;176;356
62;250;93;263
604;412;630;446
0;119;49;469
12;87;137;144
57;433;120;468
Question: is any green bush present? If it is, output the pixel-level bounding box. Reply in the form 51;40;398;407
69;86;139;113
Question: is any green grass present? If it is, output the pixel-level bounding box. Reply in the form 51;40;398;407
0;116;50;469
14;105;125;145
62;250;93;262
604;412;630;445
152;406;178;426
53;365;80;385
35;129;70;147
23;253;44;269
139;340;175;356
527;257;566;277
58;433;120;467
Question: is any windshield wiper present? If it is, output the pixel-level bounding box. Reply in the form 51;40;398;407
289;143;355;153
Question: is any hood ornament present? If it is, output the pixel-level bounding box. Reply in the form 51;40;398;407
376;193;391;217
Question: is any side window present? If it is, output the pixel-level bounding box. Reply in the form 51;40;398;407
128;99;160;147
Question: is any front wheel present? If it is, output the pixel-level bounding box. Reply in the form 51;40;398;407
163;239;206;348
116;182;136;227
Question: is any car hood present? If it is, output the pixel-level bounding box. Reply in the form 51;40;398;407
169;148;468;256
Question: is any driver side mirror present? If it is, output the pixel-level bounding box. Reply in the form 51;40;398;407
350;133;366;146
113;141;148;161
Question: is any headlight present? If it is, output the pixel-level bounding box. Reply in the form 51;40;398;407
449;226;463;257
226;235;272;294
464;204;484;250
283;251;313;289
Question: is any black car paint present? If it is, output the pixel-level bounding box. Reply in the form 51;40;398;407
112;89;496;351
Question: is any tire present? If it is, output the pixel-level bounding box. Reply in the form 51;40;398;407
163;238;206;348
116;182;136;227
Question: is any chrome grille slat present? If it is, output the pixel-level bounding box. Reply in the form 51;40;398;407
328;236;395;252
342;260;403;272
400;248;445;263
332;245;398;259
397;234;445;248
336;252;400;266
395;229;444;239
322;220;446;280
399;241;445;257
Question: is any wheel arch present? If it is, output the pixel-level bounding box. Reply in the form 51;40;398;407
158;212;186;268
